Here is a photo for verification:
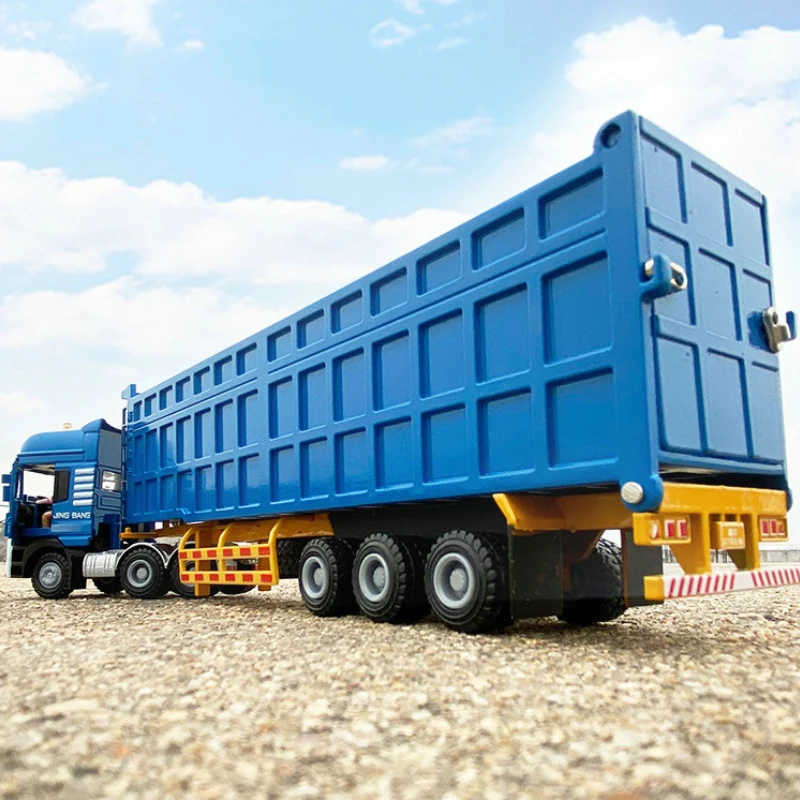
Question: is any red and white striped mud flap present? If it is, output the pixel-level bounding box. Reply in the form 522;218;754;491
645;566;800;602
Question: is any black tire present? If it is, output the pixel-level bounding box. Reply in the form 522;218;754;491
425;531;505;634
31;552;73;600
352;534;428;624
169;557;200;599
169;556;221;598
219;584;255;595
119;548;169;600
559;539;626;626
218;560;256;595
93;576;123;595
298;538;356;617
277;538;305;579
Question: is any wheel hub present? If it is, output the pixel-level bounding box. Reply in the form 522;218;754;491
302;556;329;600
127;560;153;589
432;552;476;611
358;553;391;603
39;563;62;589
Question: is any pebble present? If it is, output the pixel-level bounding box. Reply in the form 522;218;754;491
0;575;798;799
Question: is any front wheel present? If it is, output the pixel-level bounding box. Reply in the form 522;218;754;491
31;552;73;600
119;548;169;600
558;539;626;626
425;531;505;634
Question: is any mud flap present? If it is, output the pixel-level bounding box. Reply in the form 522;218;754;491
509;531;563;620
622;530;663;607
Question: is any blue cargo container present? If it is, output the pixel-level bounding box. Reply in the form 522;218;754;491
124;111;789;523
4;112;796;632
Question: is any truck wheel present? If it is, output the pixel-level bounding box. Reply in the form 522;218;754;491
168;558;220;598
31;552;73;600
425;531;505;634
353;534;427;624
299;538;356;617
169;557;199;599
277;538;305;579
93;577;123;595
119;548;169;600
219;584;255;596
218;561;256;595
559;539;626;626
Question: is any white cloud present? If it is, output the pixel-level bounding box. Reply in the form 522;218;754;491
494;17;800;537
0;160;466;475
435;36;468;51
447;12;486;28
370;18;419;48
178;39;204;53
396;0;458;15
413;115;495;149
74;0;164;48
340;155;392;171
0;391;46;416
0;46;93;120
0;6;53;42
0;159;465;283
0;278;280;360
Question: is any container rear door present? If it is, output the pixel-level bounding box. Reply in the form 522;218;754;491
639;118;786;476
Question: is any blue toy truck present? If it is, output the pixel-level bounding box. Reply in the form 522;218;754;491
3;112;798;633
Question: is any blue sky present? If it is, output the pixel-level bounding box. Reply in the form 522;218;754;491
3;0;797;214
1;0;800;536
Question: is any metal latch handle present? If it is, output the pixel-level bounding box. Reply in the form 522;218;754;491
644;258;687;290
762;307;796;353
641;254;689;300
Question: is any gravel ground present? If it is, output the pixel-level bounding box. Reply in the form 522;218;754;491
0;571;798;800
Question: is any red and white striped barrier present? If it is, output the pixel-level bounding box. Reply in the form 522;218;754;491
662;566;800;600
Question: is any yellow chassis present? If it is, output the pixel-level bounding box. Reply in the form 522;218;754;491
124;482;792;604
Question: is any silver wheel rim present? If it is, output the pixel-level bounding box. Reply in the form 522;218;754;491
301;555;329;600
432;552;476;611
39;562;63;590
127;559;154;590
358;552;391;603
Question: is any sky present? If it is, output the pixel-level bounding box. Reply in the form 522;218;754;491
1;0;799;537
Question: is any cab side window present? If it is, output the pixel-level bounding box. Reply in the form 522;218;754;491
53;470;71;503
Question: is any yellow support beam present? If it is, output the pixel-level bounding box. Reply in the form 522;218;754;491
493;492;633;534
494;484;789;578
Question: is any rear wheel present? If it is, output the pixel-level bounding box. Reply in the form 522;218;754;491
299;538;356;617
353;534;427;624
119;548;169;600
559;539;626;626
31;552;73;600
425;531;505;634
93;576;123;595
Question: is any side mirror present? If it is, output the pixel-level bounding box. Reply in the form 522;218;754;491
1;474;10;505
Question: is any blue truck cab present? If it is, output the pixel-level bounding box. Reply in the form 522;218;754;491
3;420;123;593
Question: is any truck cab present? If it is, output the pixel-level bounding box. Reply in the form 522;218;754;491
2;420;123;597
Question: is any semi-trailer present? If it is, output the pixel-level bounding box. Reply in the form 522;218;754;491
3;111;798;633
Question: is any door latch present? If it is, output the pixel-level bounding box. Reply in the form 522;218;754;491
641;255;688;300
762;307;796;353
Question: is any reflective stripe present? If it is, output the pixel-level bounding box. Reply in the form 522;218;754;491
654;566;800;601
